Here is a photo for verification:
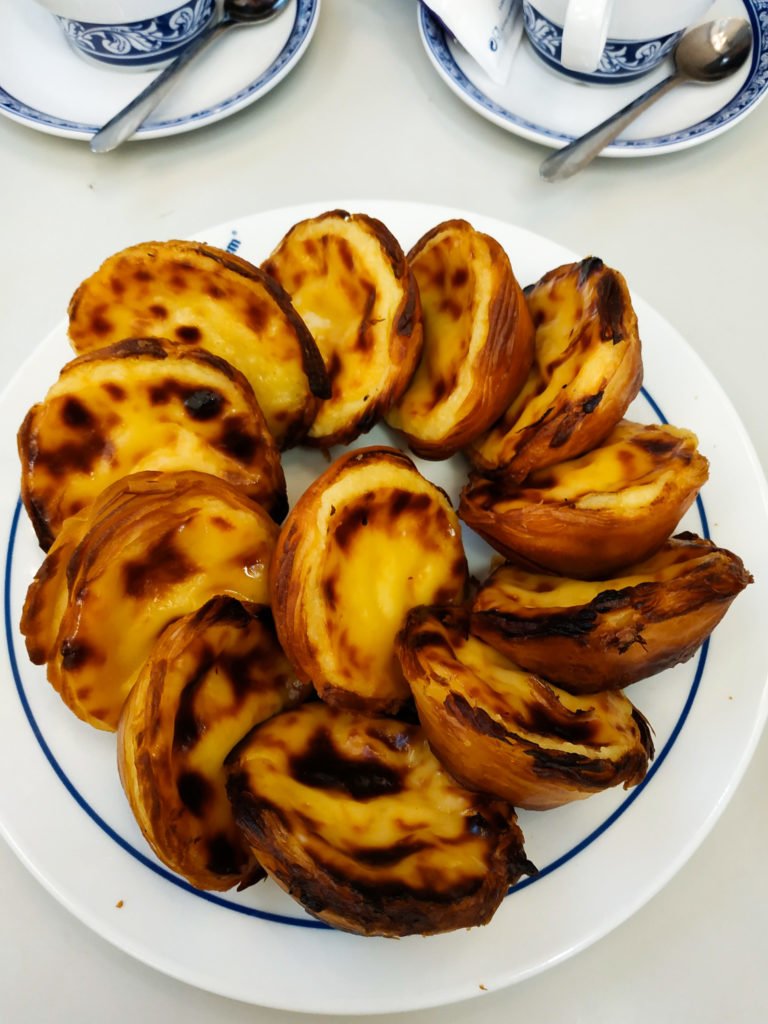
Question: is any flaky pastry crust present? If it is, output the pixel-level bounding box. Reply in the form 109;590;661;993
471;534;753;692
118;598;309;891
386;219;534;458
397;606;654;810
460;420;710;579
469;258;643;479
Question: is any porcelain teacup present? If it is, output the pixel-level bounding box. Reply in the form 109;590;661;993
522;0;716;83
33;0;217;71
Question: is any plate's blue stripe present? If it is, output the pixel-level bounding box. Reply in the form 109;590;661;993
3;384;709;926
3;500;326;928
510;637;708;893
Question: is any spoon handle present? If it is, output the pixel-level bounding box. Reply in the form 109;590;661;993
539;73;683;182
90;18;231;154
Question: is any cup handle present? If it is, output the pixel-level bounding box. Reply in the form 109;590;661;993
561;0;613;73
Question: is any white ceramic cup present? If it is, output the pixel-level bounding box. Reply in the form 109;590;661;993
32;0;217;71
522;0;716;83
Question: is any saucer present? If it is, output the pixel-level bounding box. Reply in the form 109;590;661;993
418;0;767;156
0;0;320;142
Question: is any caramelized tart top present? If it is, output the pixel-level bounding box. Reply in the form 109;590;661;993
18;337;287;549
226;702;528;903
262;210;423;447
66;239;329;447
470;258;643;478
271;446;468;713
23;471;278;731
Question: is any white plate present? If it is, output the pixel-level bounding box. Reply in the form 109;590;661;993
1;200;767;1015
418;0;768;155
0;0;319;141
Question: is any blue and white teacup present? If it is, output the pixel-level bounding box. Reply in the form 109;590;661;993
522;0;715;84
33;0;217;71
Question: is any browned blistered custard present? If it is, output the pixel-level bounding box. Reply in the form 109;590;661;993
469;258;643;480
119;598;309;892
461;420;710;579
471;535;753;692
226;701;536;936
21;471;278;731
386;219;534;459
13;215;755;939
262;210;423;447
397;606;653;811
66;239;330;447
271;446;468;714
19;337;287;550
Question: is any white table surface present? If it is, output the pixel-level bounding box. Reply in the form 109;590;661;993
2;1;767;1021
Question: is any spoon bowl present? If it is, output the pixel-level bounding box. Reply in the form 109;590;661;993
540;17;753;182
90;0;291;153
675;17;753;81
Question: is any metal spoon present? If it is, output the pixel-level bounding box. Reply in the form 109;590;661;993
539;17;753;182
90;0;291;154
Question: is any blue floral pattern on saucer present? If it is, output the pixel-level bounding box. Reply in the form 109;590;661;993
419;0;768;153
523;3;680;83
0;0;319;140
57;0;215;69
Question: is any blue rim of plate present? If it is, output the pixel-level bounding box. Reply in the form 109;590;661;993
3;384;710;929
419;0;768;152
0;0;319;140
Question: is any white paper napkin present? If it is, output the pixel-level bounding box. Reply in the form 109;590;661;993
423;0;523;85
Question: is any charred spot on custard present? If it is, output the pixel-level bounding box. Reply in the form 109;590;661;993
176;769;213;816
337;238;355;273
149;303;167;319
37;434;106;477
122;529;196;599
440;297;463;321
521;703;601;746
290;728;404;800
634;434;683;457
103;382;126;402
451;266;470;289
149;383;171;406
332;503;370;550
60;638;93;671
582;391;604;414
206;833;246;877
596;272;627;344
173;652;216;751
90;312;113;336
302;238;319;260
220;421;258;462
322;574;338;609
246;300;270;334
183;388;223;421
175;325;202;343
389;489;432;518
61;397;93;429
326;351;343;387
353;839;430;867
